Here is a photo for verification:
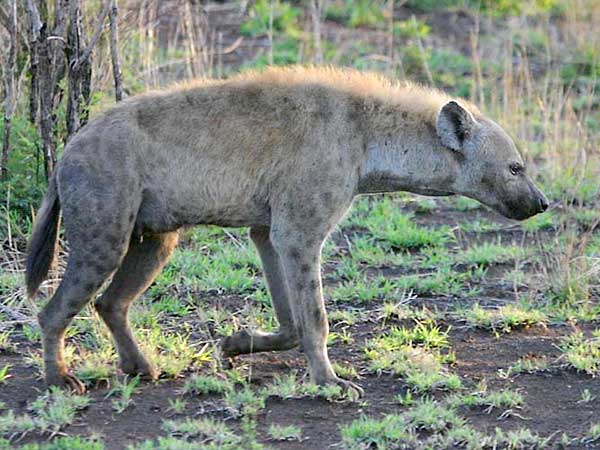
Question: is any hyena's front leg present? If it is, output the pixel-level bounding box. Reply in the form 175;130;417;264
220;226;299;357
270;225;364;397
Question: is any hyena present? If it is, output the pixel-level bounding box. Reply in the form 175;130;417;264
26;66;548;395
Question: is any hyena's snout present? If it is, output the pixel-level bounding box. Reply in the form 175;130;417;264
507;180;549;220
527;180;549;214
530;182;549;214
538;194;549;213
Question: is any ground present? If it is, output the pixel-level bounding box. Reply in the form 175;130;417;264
0;195;599;449
1;0;599;449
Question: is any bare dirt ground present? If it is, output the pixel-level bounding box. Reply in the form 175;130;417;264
1;201;599;449
1;2;599;449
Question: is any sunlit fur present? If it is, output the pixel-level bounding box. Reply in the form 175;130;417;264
26;65;545;395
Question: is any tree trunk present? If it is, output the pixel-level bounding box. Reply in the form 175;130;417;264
311;0;322;64
37;12;57;179
25;0;41;125
109;0;123;102
66;0;83;141
66;0;110;142
1;0;17;181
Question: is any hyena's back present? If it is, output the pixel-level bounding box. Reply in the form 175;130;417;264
56;73;356;237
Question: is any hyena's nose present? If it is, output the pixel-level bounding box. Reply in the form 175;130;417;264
539;196;549;212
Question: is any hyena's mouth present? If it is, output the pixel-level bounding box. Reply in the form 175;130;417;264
497;199;543;221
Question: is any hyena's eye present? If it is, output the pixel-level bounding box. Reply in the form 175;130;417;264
509;163;523;176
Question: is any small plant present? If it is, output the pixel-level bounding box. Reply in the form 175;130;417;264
579;388;595;403
8;436;105;450
267;424;302;441
346;235;409;267
498;355;549;378
162;417;243;447
405;397;464;432
459;242;525;267
0;331;18;354
329;276;398;304
365;324;460;393
450;386;524;416
167;398;187;414
493;427;547;449
394;17;431;39
396;390;415;406
224;387;266;418
0;366;10;385
451;197;481;212
329;308;361;326
456;303;547;333
0;410;36;440
183;374;232;396
29;387;91;436
584;423;600;444
106;375;140;413
340;414;412;449
559;330;600;375
332;362;359;380
265;372;303;399
521;210;556;232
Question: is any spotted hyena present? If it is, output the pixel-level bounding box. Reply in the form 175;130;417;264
26;66;548;395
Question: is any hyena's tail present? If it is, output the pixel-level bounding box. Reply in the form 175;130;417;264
26;174;61;299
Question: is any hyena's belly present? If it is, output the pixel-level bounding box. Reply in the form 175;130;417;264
136;183;271;233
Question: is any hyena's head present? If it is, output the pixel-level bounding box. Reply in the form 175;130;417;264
437;101;548;220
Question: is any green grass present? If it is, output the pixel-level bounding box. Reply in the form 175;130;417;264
345;197;454;251
449;385;524;415
341;398;472;449
340;413;411;449
0;388;91;441
182;374;232;396
267;424;302;442
522;210;556;232
224;387;266;418
459;242;526;267
106;375;140;413
325;0;386;28
345;235;410;267
240;0;301;38
264;371;360;402
162;417;240;444
364;323;461;392
559;330;600;375
456;303;548;333
329;276;399;304
498;355;550;378
2;0;600;447
1;436;104;450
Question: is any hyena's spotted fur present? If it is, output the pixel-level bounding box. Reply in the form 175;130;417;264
26;66;547;395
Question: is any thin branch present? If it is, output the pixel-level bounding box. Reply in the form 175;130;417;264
72;1;111;72
0;4;27;44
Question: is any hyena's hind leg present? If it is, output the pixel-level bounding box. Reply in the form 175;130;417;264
38;240;129;394
220;226;298;357
94;232;179;378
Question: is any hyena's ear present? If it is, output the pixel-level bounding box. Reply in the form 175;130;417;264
436;101;476;151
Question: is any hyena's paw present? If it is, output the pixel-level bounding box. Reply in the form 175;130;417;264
46;371;86;395
316;375;364;400
219;330;251;359
120;357;159;380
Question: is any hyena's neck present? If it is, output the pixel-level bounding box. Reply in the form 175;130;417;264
356;121;458;196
